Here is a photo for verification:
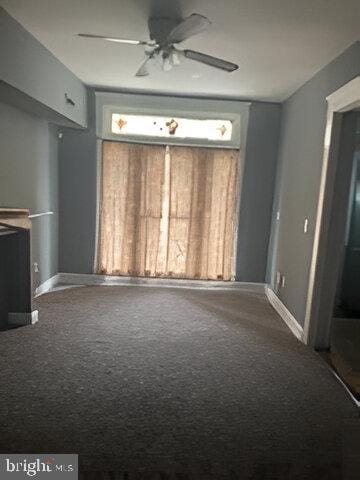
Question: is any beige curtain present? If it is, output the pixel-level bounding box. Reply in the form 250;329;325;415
97;141;239;280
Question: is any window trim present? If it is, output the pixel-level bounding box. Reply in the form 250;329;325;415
98;99;244;149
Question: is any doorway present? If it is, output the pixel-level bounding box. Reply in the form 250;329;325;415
304;78;360;350
330;138;360;400
97;141;240;281
303;79;360;399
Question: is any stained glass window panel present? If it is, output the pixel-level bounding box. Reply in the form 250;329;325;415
111;114;232;141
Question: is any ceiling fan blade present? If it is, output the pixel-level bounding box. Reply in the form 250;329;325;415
184;50;238;72
78;33;153;46
135;58;151;77
166;14;211;44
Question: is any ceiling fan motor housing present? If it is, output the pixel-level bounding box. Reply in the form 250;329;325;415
148;17;181;45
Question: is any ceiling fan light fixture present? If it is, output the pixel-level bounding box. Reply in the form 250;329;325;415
162;56;173;72
171;51;181;66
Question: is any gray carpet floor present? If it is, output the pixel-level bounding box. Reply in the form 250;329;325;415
0;285;359;479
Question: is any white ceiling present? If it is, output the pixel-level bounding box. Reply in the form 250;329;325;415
1;0;359;101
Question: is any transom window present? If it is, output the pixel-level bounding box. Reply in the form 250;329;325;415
111;113;233;141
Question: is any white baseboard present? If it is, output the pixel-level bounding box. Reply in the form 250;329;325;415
58;272;265;292
265;285;304;341
35;274;60;297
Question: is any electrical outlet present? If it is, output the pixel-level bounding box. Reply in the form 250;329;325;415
276;211;280;221
34;262;39;273
281;275;286;288
303;218;309;233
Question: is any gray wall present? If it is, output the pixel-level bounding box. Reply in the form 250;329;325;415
0;101;59;287
59;89;281;281
58;90;97;274
236;102;281;281
0;7;87;128
268;41;360;327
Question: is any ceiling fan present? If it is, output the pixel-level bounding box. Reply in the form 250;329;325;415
78;13;239;77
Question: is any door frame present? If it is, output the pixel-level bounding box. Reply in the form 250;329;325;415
303;76;360;348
